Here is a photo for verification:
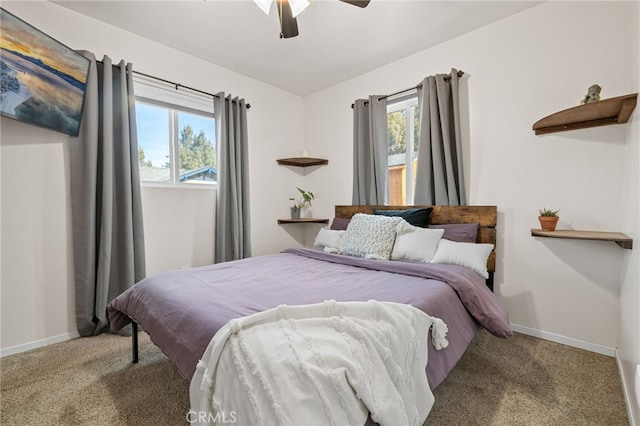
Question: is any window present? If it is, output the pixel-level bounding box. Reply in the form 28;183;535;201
134;77;216;185
387;95;419;205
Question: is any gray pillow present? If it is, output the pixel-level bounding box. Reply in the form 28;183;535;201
429;223;479;243
339;214;402;260
330;217;351;231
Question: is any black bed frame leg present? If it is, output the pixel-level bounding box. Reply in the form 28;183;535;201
487;272;495;292
132;321;139;364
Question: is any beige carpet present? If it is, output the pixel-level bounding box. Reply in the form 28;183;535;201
0;330;629;425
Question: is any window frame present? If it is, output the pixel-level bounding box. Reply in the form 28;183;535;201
387;94;419;205
134;76;217;189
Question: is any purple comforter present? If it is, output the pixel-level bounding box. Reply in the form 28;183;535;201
108;248;511;389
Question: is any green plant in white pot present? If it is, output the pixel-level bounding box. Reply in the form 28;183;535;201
289;187;314;220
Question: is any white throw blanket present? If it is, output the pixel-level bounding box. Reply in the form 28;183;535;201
189;300;448;426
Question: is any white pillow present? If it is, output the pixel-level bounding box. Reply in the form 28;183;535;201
314;228;345;252
430;239;494;278
391;222;444;262
339;213;402;260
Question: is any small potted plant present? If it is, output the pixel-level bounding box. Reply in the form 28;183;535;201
289;187;314;220
538;208;559;231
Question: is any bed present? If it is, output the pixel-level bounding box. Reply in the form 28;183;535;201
107;205;511;422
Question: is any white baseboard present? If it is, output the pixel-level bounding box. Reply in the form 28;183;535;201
615;352;639;426
0;331;80;358
510;323;616;357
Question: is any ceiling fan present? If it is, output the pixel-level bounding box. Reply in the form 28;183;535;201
253;0;371;39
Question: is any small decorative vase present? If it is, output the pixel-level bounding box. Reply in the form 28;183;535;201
290;207;301;220
538;216;559;231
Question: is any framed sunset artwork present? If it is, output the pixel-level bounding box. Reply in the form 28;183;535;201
0;8;90;136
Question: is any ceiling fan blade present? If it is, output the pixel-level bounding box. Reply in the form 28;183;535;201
339;0;371;8
277;0;299;38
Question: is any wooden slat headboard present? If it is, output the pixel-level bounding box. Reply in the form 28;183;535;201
334;205;497;273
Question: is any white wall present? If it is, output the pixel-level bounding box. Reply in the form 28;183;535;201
1;120;76;352
2;8;639;417
618;2;640;423
0;1;306;352
304;1;637;354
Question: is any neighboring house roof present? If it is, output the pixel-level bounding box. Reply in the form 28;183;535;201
139;166;170;182
179;166;217;182
388;153;406;167
388;152;418;167
139;165;217;182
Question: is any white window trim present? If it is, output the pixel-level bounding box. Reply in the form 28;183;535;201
134;75;217;189
134;74;214;113
142;181;216;191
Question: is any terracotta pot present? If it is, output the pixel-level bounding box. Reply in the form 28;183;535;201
538;216;559;231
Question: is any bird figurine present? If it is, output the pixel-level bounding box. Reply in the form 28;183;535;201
580;84;602;104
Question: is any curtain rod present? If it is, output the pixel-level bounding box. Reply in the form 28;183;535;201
351;70;464;108
96;60;250;109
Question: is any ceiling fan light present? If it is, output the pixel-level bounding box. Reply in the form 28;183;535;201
289;0;310;18
253;0;274;15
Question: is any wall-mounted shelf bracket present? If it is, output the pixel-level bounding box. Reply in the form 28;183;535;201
532;93;637;135
531;229;632;249
276;158;328;167
278;218;330;224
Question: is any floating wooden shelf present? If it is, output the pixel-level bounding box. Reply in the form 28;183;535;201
276;157;328;167
278;218;330;224
532;93;637;135
531;229;632;249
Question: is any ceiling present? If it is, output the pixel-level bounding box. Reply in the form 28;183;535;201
54;0;541;96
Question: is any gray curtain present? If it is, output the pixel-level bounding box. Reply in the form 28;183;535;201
414;68;466;205
214;92;251;263
352;95;388;205
69;53;145;336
